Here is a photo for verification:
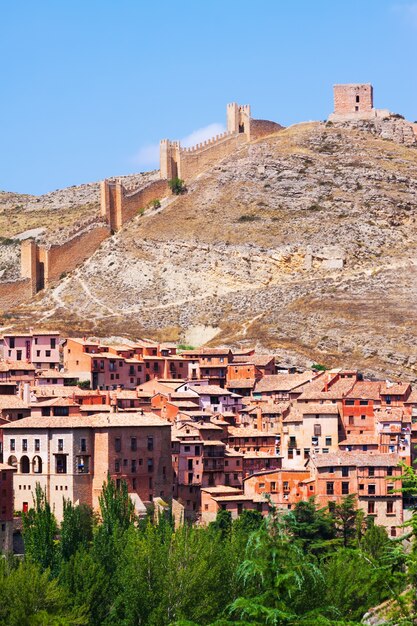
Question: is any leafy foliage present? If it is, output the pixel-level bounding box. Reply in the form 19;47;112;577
14;481;412;625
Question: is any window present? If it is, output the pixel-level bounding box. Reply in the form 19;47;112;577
387;467;393;476
387;501;394;514
270;482;276;491
328;466;334;474
283;481;289;491
147;459;153;473
356;95;360;103
304;448;310;459
9;338;15;349
348;415;354;425
195;445;200;456
391;526;397;537
10;439;15;452
314;424;322;436
22;439;28;452
35;439;40;452
54;407;69;416
51;338;56;349
115;460;120;473
16;350;22;361
45;350;51;357
288;449;293;459
147;437;154;452
368;484;376;495
342;482;349;495
341;466;349;477
115;438;121;452
56;455;67;474
368;467;375;477
387;484;394;494
359;400;368;406
80;438;86;452
131;437;137;451
131;459;137;473
289;436;296;448
355;106;359;111
326;482;334;495
58;439;64;451
345;399;354;406
368;501;375;514
325;437;332;446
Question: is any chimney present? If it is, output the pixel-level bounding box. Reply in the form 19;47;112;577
256;406;263;431
168;392;172;402
18;382;24;400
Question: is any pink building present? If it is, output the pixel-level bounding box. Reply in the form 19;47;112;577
0;331;60;369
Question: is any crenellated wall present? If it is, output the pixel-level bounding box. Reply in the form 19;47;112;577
101;179;170;231
160;103;283;182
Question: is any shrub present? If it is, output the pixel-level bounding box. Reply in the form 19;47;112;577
168;177;186;195
177;344;195;351
237;214;260;223
78;380;91;389
312;363;327;371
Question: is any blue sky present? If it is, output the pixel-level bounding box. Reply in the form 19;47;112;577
1;0;416;195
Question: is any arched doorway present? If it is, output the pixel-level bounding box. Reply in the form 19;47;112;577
32;456;42;474
7;455;17;469
20;456;30;474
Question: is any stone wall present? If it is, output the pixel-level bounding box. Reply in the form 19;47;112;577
333;84;373;115
101;179;170;231
0;278;33;312
178;133;247;180
250;118;284;141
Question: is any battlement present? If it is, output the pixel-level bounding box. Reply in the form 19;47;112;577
160;102;282;182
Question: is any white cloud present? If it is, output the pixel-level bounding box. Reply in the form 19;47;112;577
132;122;226;169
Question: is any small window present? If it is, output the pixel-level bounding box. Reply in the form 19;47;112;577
147;437;153;452
368;467;375;477
131;437;137;452
368;501;375;514
80;438;86;452
115;438;121;452
10;439;15;452
35;439;40;452
22;439;28;452
356;95;360;103
326;482;334;495
342;482;349;495
325;437;332;446
147;459;153;473
58;439;64;451
368;484;376;495
387;501;394;514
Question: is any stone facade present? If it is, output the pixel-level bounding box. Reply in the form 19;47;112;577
329;83;390;122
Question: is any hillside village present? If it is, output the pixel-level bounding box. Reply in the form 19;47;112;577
0;327;415;553
0;83;417;555
1;83;417;381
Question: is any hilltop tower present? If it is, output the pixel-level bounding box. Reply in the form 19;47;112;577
226;103;251;138
329;84;390;121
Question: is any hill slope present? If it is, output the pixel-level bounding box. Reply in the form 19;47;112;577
5;121;417;379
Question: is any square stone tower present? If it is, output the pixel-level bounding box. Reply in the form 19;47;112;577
333;84;373;115
227;103;251;137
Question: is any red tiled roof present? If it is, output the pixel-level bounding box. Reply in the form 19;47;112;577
312;452;399;468
255;372;316;393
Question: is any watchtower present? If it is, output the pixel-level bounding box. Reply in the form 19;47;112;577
226;103;251;138
333;84;373;115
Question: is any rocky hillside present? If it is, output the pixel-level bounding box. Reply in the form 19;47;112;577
4;119;417;379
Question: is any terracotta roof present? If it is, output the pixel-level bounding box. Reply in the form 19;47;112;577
255;372;315;393
405;389;417;404
345;381;382;401
32;385;96;397
201;486;241;494
188;384;232;396
167;400;201;408
34;397;80;407
0;395;30;410
312;452;400;468
300;403;339;415
375;408;404;422
228;426;276;437
226;379;256;389
36;369;74;379
2;411;170;429
339;434;379;446
246;402;289;415
0;463;16;471
297;375;356;401
232;355;275;366
181;348;231;356
0;361;36;371
380;382;411;396
203;440;226;446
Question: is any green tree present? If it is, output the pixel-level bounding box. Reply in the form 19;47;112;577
22;483;58;573
284;498;336;553
332;495;361;547
209;509;232;539
60;500;94;561
168;177;186;195
0;559;87;626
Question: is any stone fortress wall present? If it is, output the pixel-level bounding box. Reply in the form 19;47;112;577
5;84;413;312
